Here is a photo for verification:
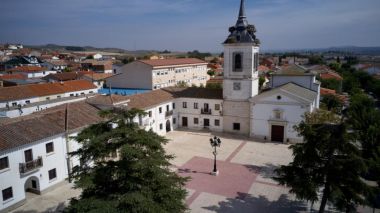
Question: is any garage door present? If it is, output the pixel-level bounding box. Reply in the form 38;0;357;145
271;125;284;142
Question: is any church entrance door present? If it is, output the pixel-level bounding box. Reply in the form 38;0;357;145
271;125;284;142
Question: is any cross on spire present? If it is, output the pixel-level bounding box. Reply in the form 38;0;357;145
239;0;246;19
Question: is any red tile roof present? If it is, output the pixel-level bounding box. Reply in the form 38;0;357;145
139;58;207;67
320;87;337;96
8;66;47;73
0;74;26;80
320;71;343;81
0;80;97;102
0;101;103;151
258;65;270;72
84;73;114;81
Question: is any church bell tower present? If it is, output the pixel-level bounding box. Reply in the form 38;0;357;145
223;0;260;101
222;0;260;136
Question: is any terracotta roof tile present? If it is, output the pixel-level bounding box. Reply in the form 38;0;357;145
8;66;47;73
0;80;97;102
0;101;103;152
320;87;337;96
320;71;343;81
84;73;114;81
0;74;26;80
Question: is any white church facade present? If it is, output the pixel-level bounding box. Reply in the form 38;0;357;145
122;0;320;143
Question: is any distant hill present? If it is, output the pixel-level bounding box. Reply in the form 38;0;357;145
263;46;380;55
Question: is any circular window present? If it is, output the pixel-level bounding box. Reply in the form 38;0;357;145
277;95;282;100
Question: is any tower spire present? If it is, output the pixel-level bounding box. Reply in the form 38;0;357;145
239;0;246;18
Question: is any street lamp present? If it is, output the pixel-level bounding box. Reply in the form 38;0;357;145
210;136;222;176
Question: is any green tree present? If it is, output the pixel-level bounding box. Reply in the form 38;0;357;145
65;109;188;213
176;81;189;88
274;110;367;213
206;83;222;89
86;55;94;59
320;78;341;92
207;70;215;77
259;76;265;90
320;94;343;113
308;55;324;65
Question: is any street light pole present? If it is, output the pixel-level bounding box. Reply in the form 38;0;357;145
210;136;221;176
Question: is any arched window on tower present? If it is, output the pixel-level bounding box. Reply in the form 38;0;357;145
233;53;242;72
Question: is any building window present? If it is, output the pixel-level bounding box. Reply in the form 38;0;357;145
12;102;17;107
2;187;13;201
194;103;198;109
274;110;282;119
183;102;187;108
173;118;176;124
148;111;152;117
25;100;30;104
0;157;9;170
172;103;175;109
159;107;162;113
48;168;57;180
194;118;199;124
233;82;241;91
166;105;170;111
215;104;220;111
46;142;54;154
233;123;240;131
254;53;259;71
160;123;163;130
214;119;220;126
233;53;243;72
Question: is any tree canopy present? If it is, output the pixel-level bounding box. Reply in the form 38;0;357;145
274;110;367;213
65;108;188;213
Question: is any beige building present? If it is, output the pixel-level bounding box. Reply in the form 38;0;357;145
106;58;209;89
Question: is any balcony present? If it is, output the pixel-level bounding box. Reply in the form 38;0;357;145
165;110;174;117
201;108;212;115
19;157;43;174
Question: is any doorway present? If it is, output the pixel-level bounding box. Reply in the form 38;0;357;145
182;117;188;127
166;120;171;132
24;176;40;195
204;118;210;127
271;125;284;142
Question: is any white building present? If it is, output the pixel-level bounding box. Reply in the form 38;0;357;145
0;102;103;212
0;80;98;118
106;58;209;90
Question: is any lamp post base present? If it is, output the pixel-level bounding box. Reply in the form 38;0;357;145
211;170;219;176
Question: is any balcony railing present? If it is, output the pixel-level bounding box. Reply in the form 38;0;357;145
19;157;43;174
201;108;212;115
165;110;174;117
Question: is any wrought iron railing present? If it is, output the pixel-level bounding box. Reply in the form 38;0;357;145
165;110;174;117
201;108;212;115
19;156;43;174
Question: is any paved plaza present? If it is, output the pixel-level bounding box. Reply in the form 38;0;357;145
10;130;377;212
165;130;311;213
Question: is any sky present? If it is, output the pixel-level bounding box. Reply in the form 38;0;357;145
0;0;379;52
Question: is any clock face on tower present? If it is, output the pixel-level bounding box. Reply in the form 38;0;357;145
233;82;241;90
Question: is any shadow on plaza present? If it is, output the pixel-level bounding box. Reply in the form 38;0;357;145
177;167;211;175
202;192;308;213
245;163;279;179
11;201;66;213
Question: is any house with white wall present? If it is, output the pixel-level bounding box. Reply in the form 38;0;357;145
0;101;103;213
0;80;98;118
106;58;209;90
